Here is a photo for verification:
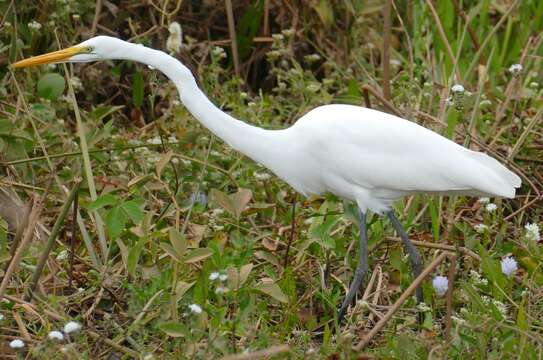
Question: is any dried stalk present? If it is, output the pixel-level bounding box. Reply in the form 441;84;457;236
225;0;240;77
444;253;457;341
221;344;290;360
0;195;46;300
382;0;392;100
387;237;480;261
354;252;448;351
25;180;81;301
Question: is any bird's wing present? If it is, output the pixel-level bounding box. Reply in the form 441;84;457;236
295;105;520;198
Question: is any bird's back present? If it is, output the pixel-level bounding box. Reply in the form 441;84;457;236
287;105;520;212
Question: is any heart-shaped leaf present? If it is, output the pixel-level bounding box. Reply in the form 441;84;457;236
210;188;252;219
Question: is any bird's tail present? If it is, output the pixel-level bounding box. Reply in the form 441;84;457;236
467;151;521;198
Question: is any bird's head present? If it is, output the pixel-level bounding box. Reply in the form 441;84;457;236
11;36;129;68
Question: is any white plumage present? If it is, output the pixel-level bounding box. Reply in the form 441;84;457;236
12;36;521;321
12;36;520;211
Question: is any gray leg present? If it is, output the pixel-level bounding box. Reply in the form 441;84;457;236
338;209;368;322
387;211;423;304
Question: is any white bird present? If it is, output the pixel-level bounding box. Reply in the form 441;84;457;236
12;36;521;321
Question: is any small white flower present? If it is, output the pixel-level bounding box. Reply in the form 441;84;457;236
451;315;466;325
432;275;449;296
147;136;162;145
188;304;202;314
215;286;227;294
304;54;321;63
219;274;228;282
211;46;226;59
485;203;497;212
254;172;271;181
479;99;492;108
445;97;454;106
209;272;220;281
28;20;42;31
281;29;295;37
478;197;490;204
56;250;69;261
470;270;488;286
272;33;284;41
508;63;523;75
525;223;540;242
166;22;183;54
357;300;369;308
451;84;465;93
70;76;83;91
0;313;4;321
306;83;321;93
48;330;64;341
492;299;507;317
416;302;431;312
500;256;518;277
63;321;82;334
9;339;25;349
474;223;488;234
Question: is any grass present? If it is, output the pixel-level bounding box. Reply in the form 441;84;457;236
0;0;542;358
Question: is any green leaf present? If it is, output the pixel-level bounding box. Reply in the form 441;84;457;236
158;322;187;338
127;236;147;277
37;73;65;100
173;281;195;302
132;71;144;107
230;189;252;219
87;193;117;211
227;263;253;290
121;199;145;224
105;205;128;239
252;282;288;303
313;0;334;27
160;242;182;262
183;248;213;264
169;228;187;259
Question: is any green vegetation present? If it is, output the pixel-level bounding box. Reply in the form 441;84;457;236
0;0;542;358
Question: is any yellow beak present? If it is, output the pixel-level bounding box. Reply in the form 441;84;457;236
11;46;84;69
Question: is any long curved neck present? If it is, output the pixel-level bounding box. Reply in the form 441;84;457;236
122;44;283;166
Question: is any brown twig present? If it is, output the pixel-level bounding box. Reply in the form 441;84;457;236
88;331;140;358
424;0;461;82
360;84;402;117
0;193;46;300
451;0;481;58
225;0;240;77
382;0;392;100
387;237;480;261
221;344;290;360
444;253;457;341
283;194;297;269
68;187;79;290
90;0;103;37
353;252;448;351
25;180;81;301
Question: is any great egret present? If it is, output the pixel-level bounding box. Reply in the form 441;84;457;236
12;36;521;321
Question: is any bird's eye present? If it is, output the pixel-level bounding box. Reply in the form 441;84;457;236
86;46;94;53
